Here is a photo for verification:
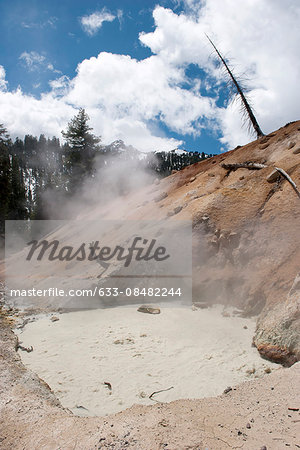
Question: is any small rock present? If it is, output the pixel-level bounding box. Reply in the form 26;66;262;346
223;386;232;394
246;423;251;429
260;143;270;149
222;311;230;317
154;178;160;185
173;206;182;215
193;302;209;309
290;273;300;294
260;446;267;450
208;173;215;177
154;192;168;203
228;231;240;248
239;176;245;180
293;147;300;154
159;419;168;427
208;235;219;247
243;325;248;329
201;214;210;222
137;305;161;315
260;137;270;144
288;141;296;149
264;367;271;374
189;176;196;182
266;170;280;183
50;316;59;322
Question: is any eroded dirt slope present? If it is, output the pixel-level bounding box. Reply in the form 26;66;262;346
123;120;300;365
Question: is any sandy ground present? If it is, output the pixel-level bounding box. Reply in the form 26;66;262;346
16;305;279;417
0;309;299;449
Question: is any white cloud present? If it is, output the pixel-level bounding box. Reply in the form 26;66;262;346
0;65;8;91
80;10;116;36
21;16;58;29
65;52;214;135
1;1;300;152
20;51;46;69
117;9;124;28
0;87;75;138
19;51;60;73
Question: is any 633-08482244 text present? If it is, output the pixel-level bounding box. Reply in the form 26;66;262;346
10;287;183;298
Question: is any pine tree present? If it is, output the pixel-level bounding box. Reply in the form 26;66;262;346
62;108;100;193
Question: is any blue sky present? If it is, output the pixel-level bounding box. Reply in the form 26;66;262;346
0;0;299;153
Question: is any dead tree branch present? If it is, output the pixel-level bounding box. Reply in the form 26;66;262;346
149;386;174;401
221;162;267;171
220;161;300;200
275;167;300;199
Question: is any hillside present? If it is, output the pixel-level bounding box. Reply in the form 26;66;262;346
114;119;300;366
4;120;300;366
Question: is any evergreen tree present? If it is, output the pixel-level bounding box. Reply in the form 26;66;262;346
8;155;27;220
62;108;100;193
0;126;12;232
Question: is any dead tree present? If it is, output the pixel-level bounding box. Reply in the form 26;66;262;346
206;34;264;139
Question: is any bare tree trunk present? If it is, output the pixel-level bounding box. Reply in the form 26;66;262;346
206;34;264;139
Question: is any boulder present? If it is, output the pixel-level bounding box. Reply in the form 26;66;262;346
254;274;300;366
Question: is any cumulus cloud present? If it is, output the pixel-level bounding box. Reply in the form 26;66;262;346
65;52;214;134
0;87;75;138
80;9;116;36
1;1;300;151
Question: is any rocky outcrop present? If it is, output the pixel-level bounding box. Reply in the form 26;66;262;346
254;273;300;366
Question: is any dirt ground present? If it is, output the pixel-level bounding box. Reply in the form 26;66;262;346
0;311;299;450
